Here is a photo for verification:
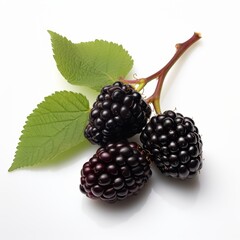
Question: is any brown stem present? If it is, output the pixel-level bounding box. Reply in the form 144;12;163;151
120;32;201;113
145;32;201;114
145;32;201;82
145;74;164;114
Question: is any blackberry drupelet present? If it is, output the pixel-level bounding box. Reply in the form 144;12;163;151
84;81;151;145
80;141;152;203
140;110;202;179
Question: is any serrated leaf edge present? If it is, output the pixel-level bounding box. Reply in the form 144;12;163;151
48;30;134;90
9;91;90;172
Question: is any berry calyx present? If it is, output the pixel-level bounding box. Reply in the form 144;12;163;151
80;141;152;202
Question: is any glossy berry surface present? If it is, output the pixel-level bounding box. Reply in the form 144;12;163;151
140;110;203;179
80;141;152;203
84;82;151;145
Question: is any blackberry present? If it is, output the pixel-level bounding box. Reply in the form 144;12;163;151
84;81;151;145
140;110;203;179
79;141;152;203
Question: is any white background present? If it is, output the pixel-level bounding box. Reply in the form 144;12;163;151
0;0;239;239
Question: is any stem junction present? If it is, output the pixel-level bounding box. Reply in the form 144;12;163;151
121;32;201;114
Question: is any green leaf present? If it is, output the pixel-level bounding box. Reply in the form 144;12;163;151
9;91;90;171
48;30;133;91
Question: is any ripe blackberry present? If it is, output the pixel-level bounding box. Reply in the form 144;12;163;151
84;81;151;145
140;110;203;179
79;141;152;203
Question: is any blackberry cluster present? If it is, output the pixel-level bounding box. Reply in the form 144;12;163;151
80;141;152;203
140;110;202;179
84;82;151;145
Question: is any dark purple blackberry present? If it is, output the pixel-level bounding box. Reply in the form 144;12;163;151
140;110;203;179
84;81;151;145
80;141;152;203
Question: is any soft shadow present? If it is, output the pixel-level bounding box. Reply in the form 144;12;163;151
80;178;153;227
151;165;201;209
128;134;141;145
